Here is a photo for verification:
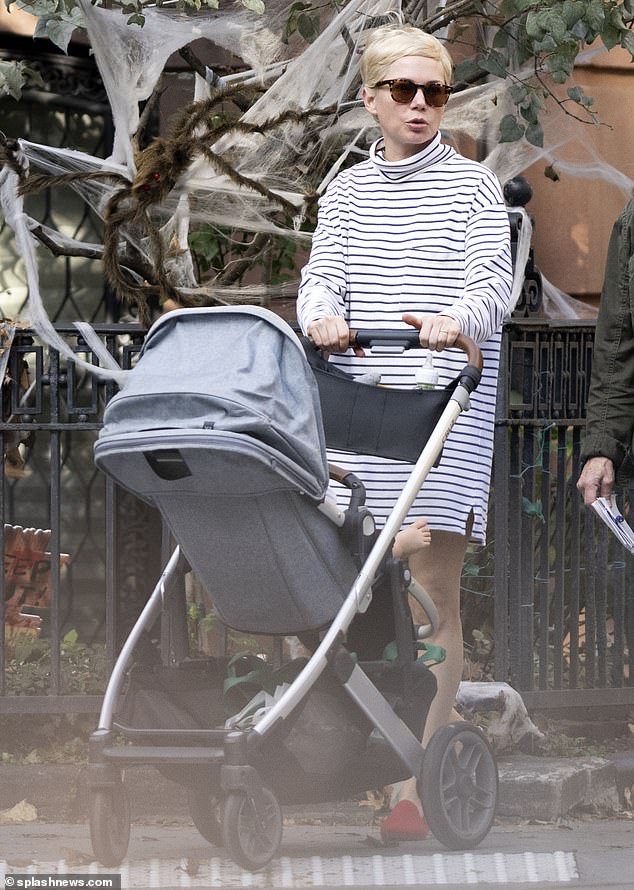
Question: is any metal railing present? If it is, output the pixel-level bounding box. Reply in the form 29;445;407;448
0;324;156;714
493;319;633;709
0;320;631;715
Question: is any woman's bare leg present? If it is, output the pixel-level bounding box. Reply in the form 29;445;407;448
391;521;471;813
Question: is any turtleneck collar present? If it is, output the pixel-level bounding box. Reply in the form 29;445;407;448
369;132;454;180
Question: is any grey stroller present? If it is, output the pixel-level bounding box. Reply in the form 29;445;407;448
88;305;498;870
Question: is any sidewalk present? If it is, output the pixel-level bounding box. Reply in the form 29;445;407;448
0;746;631;827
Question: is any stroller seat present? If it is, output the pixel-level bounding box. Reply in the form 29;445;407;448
97;429;358;634
94;306;358;635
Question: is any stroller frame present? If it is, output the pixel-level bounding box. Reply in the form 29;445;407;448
87;312;498;870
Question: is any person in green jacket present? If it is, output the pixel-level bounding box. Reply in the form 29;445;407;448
577;194;634;504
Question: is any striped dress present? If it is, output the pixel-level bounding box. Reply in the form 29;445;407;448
296;133;513;543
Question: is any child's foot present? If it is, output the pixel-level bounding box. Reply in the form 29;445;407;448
392;519;431;559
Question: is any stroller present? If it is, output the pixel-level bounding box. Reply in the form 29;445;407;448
87;305;498;870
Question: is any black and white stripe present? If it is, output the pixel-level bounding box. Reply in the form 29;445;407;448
297;133;513;542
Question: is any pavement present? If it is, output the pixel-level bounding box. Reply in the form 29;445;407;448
1;749;634;889
0;745;632;827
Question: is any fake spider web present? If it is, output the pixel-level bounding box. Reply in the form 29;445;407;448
1;0;632;380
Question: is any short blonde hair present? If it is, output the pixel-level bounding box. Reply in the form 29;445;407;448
360;24;453;89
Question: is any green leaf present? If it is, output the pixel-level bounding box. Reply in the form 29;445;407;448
415;642;446;665
0;60;28;100
547;46;576;82
453;57;482;83
509;82;529;104
601;23;621;50
15;0;58;15
240;0;265;13
42;17;81;51
525;10;543;39
561;0;585;29
33;5;85;52
477;50;508;79
499;114;525;142
515;87;544;118
502;0;534;11
534;34;559;52
282;1;312;43
189;227;224;272
463;562;481;577
584;0;606;33
621;29;634;56
519;103;539;124
492;29;509;50
571;19;590;41
285;1;312;13
608;3;627;29
522;496;545;521
566;84;584;102
297;11;320;43
542;10;568;42
525;120;544;147
567;85;595;108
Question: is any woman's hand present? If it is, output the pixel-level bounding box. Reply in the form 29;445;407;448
403;312;460;351
307;316;364;356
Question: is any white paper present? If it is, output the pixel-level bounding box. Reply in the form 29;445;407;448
590;494;634;552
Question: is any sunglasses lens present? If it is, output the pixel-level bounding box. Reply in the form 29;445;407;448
390;80;417;103
424;83;450;107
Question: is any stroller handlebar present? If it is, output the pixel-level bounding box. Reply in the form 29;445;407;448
348;330;483;372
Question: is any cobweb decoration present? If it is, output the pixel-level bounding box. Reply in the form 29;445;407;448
0;147;129;383
78;0;301;170
3;0;634;382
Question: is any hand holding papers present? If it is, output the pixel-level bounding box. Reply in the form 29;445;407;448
590;494;634;552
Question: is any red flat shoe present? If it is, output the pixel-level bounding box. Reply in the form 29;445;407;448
380;800;430;842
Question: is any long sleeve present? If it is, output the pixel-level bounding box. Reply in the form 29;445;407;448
581;198;634;468
296;184;348;333
437;173;513;344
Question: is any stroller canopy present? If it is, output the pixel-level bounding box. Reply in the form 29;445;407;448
98;306;330;499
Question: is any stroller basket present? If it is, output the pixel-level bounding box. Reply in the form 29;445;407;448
303;339;458;463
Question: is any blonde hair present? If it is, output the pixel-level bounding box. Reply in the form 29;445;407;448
360;24;453;89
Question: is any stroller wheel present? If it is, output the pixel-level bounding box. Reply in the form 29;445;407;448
222;786;282;871
89;783;131;866
419;721;498;850
188;789;224;846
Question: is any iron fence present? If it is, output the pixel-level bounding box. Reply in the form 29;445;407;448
493;319;633;709
0;323;159;714
0;320;632;715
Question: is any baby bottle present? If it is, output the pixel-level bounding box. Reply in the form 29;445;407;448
415;352;438;390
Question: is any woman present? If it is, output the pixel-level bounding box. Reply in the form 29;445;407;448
297;23;513;840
